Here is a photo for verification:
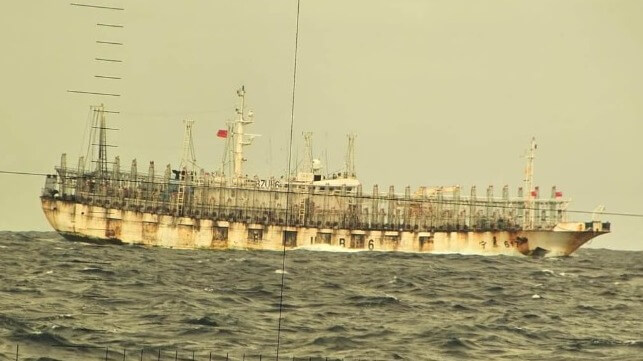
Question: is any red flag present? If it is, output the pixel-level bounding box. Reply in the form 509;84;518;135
216;129;228;138
555;191;563;198
530;190;538;197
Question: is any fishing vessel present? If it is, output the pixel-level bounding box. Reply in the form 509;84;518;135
40;87;610;257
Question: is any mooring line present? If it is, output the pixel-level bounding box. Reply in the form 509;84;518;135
276;0;301;360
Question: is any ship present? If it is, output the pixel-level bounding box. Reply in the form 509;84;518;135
40;87;610;257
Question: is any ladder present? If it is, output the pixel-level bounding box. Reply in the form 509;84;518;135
298;199;307;224
176;170;186;215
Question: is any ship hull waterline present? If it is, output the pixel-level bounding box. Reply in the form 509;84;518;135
41;197;604;257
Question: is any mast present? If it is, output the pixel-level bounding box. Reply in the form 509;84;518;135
302;132;313;173
233;87;245;179
179;119;197;172
95;104;108;177
231;86;259;181
523;137;537;229
175;120;197;215
218;122;234;178
345;134;356;178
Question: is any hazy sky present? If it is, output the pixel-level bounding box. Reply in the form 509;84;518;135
1;0;641;250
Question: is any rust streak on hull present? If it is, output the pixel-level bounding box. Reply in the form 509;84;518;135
42;198;605;257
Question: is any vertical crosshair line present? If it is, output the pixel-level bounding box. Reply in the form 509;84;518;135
276;0;301;360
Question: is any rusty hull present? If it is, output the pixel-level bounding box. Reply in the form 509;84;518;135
41;197;606;257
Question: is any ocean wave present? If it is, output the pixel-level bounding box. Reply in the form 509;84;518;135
311;336;363;350
442;336;478;350
11;330;75;347
0;232;641;360
185;316;219;327
346;294;400;307
78;267;116;278
294;244;362;253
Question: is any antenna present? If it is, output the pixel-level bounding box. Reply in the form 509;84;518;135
268;137;273;177
324;132;330;178
68;1;125;176
67;2;125;103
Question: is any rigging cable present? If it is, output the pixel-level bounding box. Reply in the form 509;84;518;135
0;171;51;177
276;0;301;360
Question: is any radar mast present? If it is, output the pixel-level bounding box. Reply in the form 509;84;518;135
231;86;259;181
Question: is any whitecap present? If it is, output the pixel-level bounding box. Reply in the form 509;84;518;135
384;293;399;302
275;269;288;274
532;294;542;299
294;244;361;253
427;250;498;257
79;242;98;246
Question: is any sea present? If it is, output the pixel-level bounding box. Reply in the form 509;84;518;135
0;232;640;361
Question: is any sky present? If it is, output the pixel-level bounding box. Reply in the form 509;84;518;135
0;0;641;250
